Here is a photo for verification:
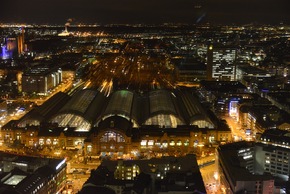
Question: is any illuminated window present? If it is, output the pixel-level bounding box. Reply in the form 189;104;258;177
176;140;182;146
243;155;252;159
141;140;147;146
100;131;125;143
53;139;58;145
155;139;161;146
46;139;51;145
87;145;92;152
39;139;44;145
162;140;168;148
148;140;154;146
169;140;175;146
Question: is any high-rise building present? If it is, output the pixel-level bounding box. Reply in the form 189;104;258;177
5;37;18;58
207;45;237;81
0;27;25;59
17;27;25;55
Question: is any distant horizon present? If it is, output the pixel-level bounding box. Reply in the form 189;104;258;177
1;22;290;27
0;19;289;27
1;0;290;26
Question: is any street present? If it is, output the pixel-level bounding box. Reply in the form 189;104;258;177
64;156;101;193
200;162;220;194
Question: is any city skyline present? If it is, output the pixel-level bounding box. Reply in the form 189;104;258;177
1;0;290;25
1;12;290;193
1;0;290;192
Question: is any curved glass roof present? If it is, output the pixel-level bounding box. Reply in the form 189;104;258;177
49;89;103;131
18;119;41;127
101;90;139;127
149;90;176;115
175;90;214;127
104;90;134;116
19;88;216;131
191;120;214;129
17;92;70;127
51;113;91;132
144;114;184;128
59;89;98;115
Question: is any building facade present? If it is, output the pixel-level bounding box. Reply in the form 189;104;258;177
217;141;289;194
21;66;62;95
0;152;66;194
1;88;232;158
207;45;237;81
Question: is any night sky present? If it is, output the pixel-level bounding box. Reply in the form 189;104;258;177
1;0;290;25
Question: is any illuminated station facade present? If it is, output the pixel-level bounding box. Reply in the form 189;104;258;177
1;88;232;158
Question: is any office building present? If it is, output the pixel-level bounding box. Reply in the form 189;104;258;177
207;45;237;81
0;152;66;194
217;141;290;194
21;66;62;95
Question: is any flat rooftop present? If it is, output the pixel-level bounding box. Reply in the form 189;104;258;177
4;175;27;186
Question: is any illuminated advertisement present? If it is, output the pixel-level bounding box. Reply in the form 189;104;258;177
229;100;238;117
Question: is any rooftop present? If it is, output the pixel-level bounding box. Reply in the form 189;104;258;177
11;88;216;131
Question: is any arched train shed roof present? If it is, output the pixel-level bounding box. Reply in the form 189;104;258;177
19;88;216;130
55;89;107;123
101;90;138;126
17;92;70;127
